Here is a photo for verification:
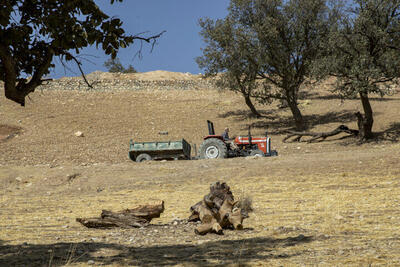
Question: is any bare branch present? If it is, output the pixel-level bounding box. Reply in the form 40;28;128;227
62;52;93;89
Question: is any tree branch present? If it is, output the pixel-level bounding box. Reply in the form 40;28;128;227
61;52;94;89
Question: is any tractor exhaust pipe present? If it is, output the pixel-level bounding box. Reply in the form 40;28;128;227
248;125;252;145
207;120;215;135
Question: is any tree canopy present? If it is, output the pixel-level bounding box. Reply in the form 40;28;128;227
0;0;162;106
104;57;137;73
198;0;331;130
315;0;400;139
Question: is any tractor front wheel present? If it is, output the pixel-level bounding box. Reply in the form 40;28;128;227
249;149;265;157
199;138;228;159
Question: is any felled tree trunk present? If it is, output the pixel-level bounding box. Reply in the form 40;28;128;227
189;182;251;235
283;125;359;143
76;201;164;228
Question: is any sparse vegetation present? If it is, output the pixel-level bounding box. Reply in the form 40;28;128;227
199;0;400;138
198;0;332;129
104;57;137;73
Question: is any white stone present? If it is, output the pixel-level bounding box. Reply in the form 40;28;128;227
74;131;84;137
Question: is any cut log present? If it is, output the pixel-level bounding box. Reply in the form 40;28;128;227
283;125;359;143
229;208;244;230
203;182;234;212
76;201;164;229
189;182;252;235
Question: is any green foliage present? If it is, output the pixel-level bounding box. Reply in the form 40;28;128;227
197;0;331;129
315;0;400;98
314;0;400;138
104;58;137;73
0;0;158;106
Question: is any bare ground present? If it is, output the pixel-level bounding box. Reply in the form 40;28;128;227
1;80;400;266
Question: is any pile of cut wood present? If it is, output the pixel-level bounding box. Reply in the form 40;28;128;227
75;182;252;236
189;182;252;235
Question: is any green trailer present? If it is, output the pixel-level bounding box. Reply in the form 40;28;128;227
129;139;191;162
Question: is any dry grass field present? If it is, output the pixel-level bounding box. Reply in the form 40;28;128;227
1;73;400;266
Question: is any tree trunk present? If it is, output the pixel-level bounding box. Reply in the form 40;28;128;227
243;94;262;118
76;201;164;228
357;92;374;140
287;97;306;131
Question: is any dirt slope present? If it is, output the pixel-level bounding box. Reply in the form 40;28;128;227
0;72;400;266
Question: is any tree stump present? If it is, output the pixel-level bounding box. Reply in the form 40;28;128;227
189;182;252;235
76;201;164;228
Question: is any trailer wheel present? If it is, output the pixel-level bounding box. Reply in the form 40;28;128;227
136;153;152;162
250;149;265;157
199;138;227;159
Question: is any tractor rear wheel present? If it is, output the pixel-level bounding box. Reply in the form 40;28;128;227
199;138;228;159
136;153;152;162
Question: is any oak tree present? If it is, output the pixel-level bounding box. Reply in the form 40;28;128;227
198;0;331;130
315;0;400;140
0;0;162;106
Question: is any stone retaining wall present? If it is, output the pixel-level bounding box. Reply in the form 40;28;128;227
34;78;217;91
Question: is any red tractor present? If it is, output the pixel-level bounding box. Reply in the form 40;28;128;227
198;120;278;159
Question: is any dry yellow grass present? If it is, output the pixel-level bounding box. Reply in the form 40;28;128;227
1;79;400;266
1;148;400;266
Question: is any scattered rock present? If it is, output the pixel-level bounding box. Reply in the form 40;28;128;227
96;187;104;193
74;131;84;137
15;177;22;182
67;173;80;182
245;156;259;160
335;215;344;220
87;260;95;265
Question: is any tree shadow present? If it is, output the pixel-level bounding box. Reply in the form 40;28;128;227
249;110;359;134
218;109;276;120
375;122;400;142
310;95;399;102
0;235;313;266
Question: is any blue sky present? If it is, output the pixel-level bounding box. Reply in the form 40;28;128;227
51;0;230;78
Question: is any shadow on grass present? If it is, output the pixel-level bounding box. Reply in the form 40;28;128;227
375;122;400;142
310;94;400;102
248;110;358;134
0;235;313;266
218;109;276;120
